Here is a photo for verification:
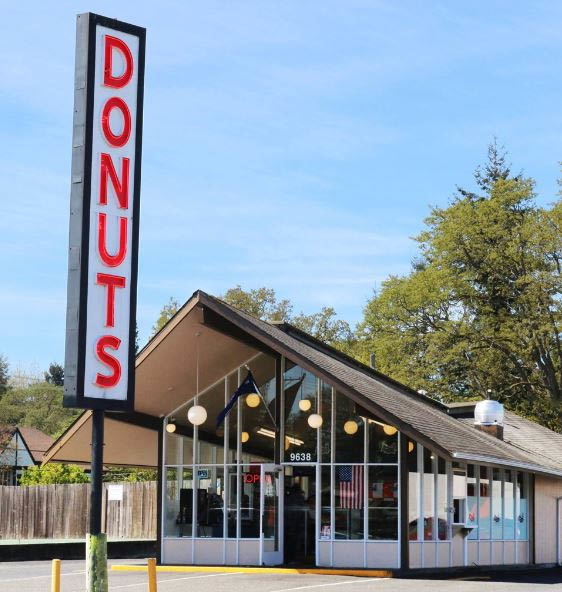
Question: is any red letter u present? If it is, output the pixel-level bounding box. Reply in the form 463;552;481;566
98;213;127;267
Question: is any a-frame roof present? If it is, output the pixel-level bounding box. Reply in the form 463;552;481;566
194;290;562;478
45;289;562;478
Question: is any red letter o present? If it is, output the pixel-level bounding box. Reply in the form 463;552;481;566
102;97;131;147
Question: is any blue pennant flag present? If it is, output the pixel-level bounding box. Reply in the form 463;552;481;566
216;370;260;428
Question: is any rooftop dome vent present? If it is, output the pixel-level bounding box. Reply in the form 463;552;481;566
474;400;504;439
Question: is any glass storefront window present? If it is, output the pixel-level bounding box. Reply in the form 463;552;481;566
240;464;261;538
242;355;276;462
196;466;225;537
165;432;182;465
320;465;331;539
284;361;318;462
164;467;193;538
226;465;237;537
516;472;528;540
423;448;435;540
504;470;514;540
492;468;502;539
334;391;364;463
408;441;419;540
227;372;239;463
365;412;398;463
479;466;491;539
334;465;364;539
466;465;478;539
437;458;448;540
320;382;332;463
368;466;397;540
164;467;180;537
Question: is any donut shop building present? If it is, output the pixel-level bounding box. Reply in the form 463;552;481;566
45;290;562;570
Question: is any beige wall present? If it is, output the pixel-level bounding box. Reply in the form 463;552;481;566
535;475;562;565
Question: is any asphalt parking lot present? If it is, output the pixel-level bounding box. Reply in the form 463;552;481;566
2;559;562;592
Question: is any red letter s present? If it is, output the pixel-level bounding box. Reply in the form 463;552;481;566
95;335;122;388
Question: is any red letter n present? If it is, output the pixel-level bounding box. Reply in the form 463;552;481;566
100;153;129;209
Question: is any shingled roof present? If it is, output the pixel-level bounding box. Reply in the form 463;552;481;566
195;290;562;478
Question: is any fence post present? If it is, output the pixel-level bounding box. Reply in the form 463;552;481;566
51;559;61;592
147;558;157;592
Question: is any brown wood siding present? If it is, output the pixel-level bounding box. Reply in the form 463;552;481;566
534;475;562;564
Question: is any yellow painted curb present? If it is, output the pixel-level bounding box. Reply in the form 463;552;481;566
111;564;392;578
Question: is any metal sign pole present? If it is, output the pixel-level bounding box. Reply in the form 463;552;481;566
87;409;107;591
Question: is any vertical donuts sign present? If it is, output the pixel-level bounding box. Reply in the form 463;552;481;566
64;13;145;411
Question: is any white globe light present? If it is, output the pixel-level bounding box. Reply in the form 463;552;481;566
298;399;312;412
383;424;398;436
308;413;323;429
344;420;358;435
165;422;176;433
187;405;207;426
246;393;260;408
241;431;250;443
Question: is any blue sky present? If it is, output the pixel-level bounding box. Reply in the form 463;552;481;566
2;1;562;376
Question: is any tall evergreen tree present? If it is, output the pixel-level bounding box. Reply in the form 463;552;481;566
358;143;562;430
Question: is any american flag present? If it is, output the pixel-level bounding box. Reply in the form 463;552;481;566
338;465;364;509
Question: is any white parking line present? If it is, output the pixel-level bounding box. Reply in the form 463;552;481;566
103;571;243;591
268;578;389;592
2;570;85;583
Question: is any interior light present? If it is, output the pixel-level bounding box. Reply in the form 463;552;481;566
299;399;312;412
165;422;176;433
241;431;250;443
308;414;323;429
187;405;207;426
408;441;415;453
383;424;398;436
246;393;260;408
256;427;276;439
344;420;358;435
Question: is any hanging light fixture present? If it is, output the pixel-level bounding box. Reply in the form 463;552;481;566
188;332;207;426
344;420;358;435
188;405;207;426
308;413;323;429
246;393;260;408
299;399;311;412
241;431;250;443
383;424;398;436
166;420;176;433
408;441;415;453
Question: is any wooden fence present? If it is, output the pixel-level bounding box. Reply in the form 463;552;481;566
0;482;157;540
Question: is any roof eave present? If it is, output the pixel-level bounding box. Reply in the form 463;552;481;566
452;452;562;478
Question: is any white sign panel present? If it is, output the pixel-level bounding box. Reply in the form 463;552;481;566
107;483;124;501
64;14;145;411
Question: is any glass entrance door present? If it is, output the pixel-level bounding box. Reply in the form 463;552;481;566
284;465;316;565
260;464;283;565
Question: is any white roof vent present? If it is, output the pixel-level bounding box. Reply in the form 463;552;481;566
474;400;504;426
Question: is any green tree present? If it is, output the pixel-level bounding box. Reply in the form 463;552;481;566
357;143;562;430
0;355;8;396
45;362;64;387
103;466;157;482
221;285;293;322
0;382;81;437
221;285;355;351
151;297;180;336
20;463;90;485
292;307;355;349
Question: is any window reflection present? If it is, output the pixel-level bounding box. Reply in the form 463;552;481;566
284;361;318;462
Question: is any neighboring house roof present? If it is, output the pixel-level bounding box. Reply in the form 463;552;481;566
0;425;53;464
196;291;562;478
17;427;54;463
